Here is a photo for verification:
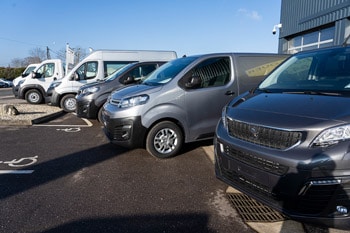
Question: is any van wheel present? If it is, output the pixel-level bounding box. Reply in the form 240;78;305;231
97;107;103;123
25;89;42;104
146;121;183;159
60;94;76;112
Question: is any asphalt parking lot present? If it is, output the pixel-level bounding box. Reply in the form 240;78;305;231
0;88;348;233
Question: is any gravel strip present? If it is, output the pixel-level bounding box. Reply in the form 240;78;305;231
0;103;63;125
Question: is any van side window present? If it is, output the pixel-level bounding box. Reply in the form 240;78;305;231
104;61;135;77
122;64;158;84
181;57;231;89
140;64;158;78
76;61;98;80
36;63;55;79
236;55;288;91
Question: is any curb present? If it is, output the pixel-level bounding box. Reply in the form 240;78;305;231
31;110;65;124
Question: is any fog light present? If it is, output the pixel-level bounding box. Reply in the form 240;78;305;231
336;206;348;215
219;143;224;153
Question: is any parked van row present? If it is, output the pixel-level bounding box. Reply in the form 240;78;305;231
12;50;177;111
49;50;177;112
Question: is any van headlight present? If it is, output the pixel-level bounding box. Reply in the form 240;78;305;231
49;81;61;89
221;106;228;130
118;95;149;108
18;79;25;86
82;86;100;95
311;125;350;147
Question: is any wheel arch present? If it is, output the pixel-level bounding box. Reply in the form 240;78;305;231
143;117;186;147
19;84;46;99
58;92;77;108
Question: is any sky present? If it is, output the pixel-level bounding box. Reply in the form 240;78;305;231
0;0;282;67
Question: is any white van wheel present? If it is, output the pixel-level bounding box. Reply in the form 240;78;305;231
25;89;42;104
60;94;76;112
146;121;183;159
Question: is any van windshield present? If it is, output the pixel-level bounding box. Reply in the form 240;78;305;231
258;47;350;95
104;63;137;81
142;56;197;86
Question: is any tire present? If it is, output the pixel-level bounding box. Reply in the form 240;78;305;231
146;121;183;159
60;94;77;112
25;89;43;104
97;107;103;123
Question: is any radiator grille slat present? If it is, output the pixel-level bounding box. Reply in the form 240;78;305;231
227;119;302;150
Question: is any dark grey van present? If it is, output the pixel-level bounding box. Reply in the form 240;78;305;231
101;53;289;158
215;46;350;229
76;61;166;122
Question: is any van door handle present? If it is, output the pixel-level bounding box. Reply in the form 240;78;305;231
225;90;235;96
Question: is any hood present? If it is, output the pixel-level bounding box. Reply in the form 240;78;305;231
228;93;350;129
110;83;162;99
80;80;104;90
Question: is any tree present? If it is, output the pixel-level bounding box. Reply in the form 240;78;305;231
29;47;47;61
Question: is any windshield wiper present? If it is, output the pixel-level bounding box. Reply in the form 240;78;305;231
283;91;341;96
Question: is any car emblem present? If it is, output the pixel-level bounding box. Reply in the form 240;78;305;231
250;126;259;138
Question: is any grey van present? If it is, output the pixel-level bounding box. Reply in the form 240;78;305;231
215;46;350;229
76;61;166;122
101;53;289;158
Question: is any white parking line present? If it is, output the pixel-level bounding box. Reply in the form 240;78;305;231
0;170;34;174
33;118;93;127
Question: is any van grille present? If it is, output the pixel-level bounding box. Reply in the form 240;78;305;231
218;153;350;216
227;118;302;150
224;145;288;175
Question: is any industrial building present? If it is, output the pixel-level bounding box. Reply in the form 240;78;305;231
277;0;350;54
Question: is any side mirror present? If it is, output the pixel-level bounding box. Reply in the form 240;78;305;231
124;76;135;85
70;73;79;81
185;76;201;88
31;71;39;79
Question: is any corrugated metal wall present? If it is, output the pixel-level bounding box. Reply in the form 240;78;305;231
280;0;350;37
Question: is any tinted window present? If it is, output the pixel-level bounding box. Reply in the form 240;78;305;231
236;55;288;92
179;57;231;89
259;48;350;93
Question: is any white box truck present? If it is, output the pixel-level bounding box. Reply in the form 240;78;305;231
15;59;65;104
49;50;177;112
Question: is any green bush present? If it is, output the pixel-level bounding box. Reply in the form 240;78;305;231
0;67;26;80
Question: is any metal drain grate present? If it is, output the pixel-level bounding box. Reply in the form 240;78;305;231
227;193;287;222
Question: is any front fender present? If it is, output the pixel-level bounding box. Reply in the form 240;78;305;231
18;84;45;99
141;103;189;141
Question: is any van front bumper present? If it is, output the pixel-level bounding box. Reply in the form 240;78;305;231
12;85;19;98
214;120;350;230
76;99;99;119
102;114;146;149
50;90;61;107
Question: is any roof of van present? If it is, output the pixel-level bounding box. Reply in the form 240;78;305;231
81;50;178;62
182;52;289;59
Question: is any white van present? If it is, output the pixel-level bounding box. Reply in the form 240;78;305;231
14;59;65;104
12;63;40;88
49;50;177;112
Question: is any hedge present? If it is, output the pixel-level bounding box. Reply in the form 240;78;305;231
0;67;26;81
